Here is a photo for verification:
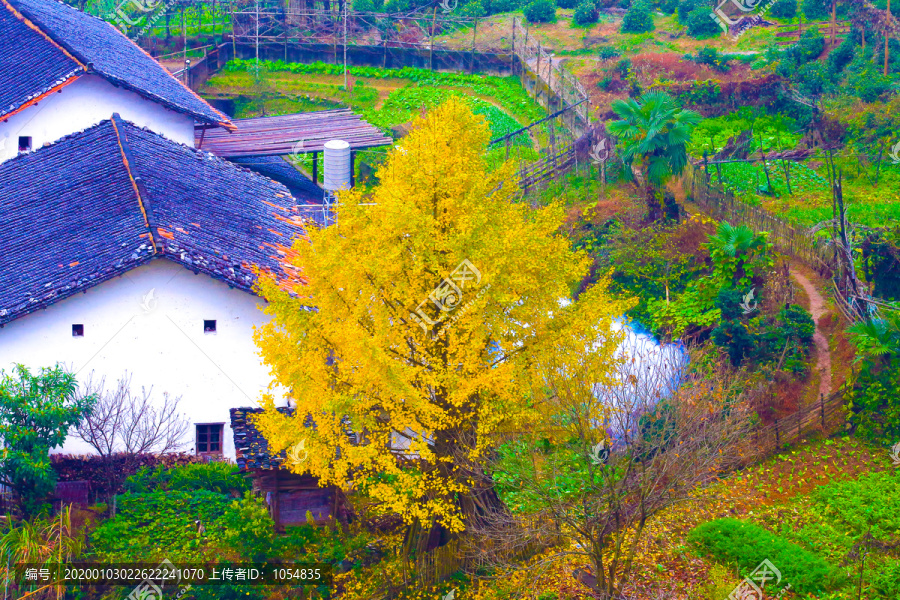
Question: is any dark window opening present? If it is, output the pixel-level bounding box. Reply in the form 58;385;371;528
72;324;84;337
18;136;31;152
196;423;224;455
204;319;216;333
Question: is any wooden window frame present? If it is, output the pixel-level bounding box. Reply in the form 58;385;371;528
195;423;225;456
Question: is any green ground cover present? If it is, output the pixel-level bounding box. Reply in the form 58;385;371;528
202;59;546;184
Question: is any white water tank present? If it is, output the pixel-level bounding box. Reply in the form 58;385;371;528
323;140;352;192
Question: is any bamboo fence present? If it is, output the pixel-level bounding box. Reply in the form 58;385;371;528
684;165;837;276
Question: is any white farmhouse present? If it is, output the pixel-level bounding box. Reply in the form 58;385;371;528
0;0;319;460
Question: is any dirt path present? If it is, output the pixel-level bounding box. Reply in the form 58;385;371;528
791;269;832;398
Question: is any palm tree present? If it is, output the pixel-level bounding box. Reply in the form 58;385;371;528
705;221;769;287
847;310;900;364
608;91;702;222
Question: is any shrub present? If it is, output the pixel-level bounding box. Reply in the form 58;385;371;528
124;462;251;496
677;0;700;22
491;0;523;11
872;560;900;598
688;518;842;594
598;45;621;59
616;57;632;77
209;492;277;562
597;74;614;89
826;34;855;75
461;0;487;16
769;0;796;18
694;46;731;71
525;0;557;21
557;0;578;8
621;0;654;32
353;0;377;10
849;64;893;102
794;61;832;98
686;6;721;37
658;0;679;13
814;469;900;539
574;0;599;23
801;0;829;19
92;490;234;561
776;305;815;345
846;358;900;442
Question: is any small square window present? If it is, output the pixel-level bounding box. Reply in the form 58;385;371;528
18;136;31;152
72;324;84;337
203;320;216;333
196;423;224;455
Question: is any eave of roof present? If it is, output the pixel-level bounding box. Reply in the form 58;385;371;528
2;0;234;129
0;116;310;327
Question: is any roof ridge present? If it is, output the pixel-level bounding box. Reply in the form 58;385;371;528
110;113;160;254
2;0;84;67
5;0;233;129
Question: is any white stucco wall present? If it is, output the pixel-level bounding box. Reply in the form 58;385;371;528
0;74;196;164
0;259;287;460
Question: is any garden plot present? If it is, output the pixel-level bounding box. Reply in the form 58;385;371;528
201;59;548;182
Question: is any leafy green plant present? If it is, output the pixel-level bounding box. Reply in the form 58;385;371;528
705;221;771;289
598;45;621;60
686;6;721;38
621;0;654;32
769;0;796;18
90;490;233;561
0;365;96;518
525;0;557;21
573;0;599;24
124;462;250;496
168;462;251;495
689;518;843;594
1;505;84;599
208;492;276;562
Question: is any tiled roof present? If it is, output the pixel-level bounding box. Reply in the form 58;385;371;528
231;156;326;208
1;0;232;128
230;408;362;472
0;115;310;326
0;3;82;118
230;407;300;471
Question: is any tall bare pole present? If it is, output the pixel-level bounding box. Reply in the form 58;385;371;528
343;0;348;89
886;0;891;75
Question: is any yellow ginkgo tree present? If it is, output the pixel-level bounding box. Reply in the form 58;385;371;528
252;98;625;547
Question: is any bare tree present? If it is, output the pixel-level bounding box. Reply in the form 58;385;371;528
73;371;190;456
465;339;760;599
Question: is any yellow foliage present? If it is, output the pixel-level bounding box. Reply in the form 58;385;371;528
253;98;625;533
